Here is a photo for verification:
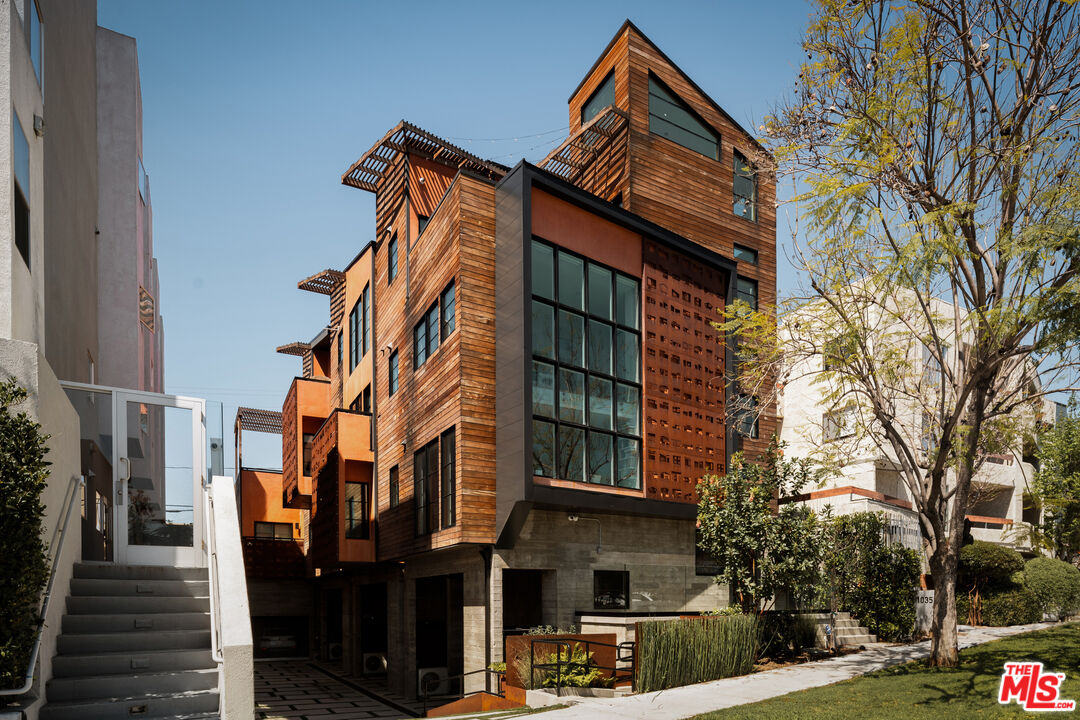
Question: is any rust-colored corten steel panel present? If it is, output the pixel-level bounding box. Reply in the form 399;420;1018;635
238;469;304;538
531;188;641;276
281;377;330;509
643;240;727;504
374;171;498;562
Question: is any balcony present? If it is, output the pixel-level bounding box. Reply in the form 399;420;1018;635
281;376;330;509
309;410;376;569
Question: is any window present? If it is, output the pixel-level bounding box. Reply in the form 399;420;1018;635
923;343;945;388
413;302;440;369
733;151;757;221
345;482;370;539
349;299;361;372
417;214;430;234
648;74;719;160
593;570;629;610
389;465;399;508
824;405;857;441
389;350;399;396
440;427;456;529
362;284;371;356
337;330;343;371
733;244;757;264
28;0;41;86
823;335;856;372
302;433;315;476
529;239;642;489
13;111;30;269
388;233;398;283
441;283;456;340
413;438;439;536
735;277;758;310
581;71;615;125
921;411;938;456
733;395;759;439
254;521;292;541
357;385;371;413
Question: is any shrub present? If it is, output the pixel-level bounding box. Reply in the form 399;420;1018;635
635;616;759;693
758;612;818;659
1024;557;1080;618
0;380;50;691
959;541;1025;590
533;644;612;689
958;587;1043;626
821;512;921;641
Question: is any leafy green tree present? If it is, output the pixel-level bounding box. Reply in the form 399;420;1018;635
697;440;824;612
725;0;1080;666
0;379;50;690
1033;402;1080;562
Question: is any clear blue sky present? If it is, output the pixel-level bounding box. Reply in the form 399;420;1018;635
96;0;812;470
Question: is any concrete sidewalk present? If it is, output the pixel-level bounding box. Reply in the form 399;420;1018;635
532;622;1053;720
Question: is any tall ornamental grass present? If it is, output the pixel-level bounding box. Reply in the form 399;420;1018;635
635;615;759;693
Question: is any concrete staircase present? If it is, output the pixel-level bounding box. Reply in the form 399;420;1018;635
40;563;220;720
802;612;877;647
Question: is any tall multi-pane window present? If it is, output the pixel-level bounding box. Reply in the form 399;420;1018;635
302;433;315;476
413;439;439;536
440;427;456;529
388;350;399;396
530;239;641;489
337;331;343;371
441;283;455;340
388;233;398;283
647;74;719;160
362;283;371;356
28;0;41;86
733;151;757;221
388;465;399;508
345;482;370;539
13;111;29;269
349;299;360;372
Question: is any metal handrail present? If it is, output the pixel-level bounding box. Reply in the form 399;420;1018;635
0;475;84;697
204;483;223;663
529;638;636;697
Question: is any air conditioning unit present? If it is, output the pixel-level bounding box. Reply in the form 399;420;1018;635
362;652;387;675
417;667;449;697
328;642;343;661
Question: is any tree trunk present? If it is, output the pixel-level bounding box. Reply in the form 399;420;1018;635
928;544;960;667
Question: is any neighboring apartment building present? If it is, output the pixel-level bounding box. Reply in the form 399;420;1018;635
0;4;176;715
778;292;1055;554
240;21;777;699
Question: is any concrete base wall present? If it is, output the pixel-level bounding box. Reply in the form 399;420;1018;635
0;339;83;719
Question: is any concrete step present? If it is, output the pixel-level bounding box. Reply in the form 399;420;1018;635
73;563;208;581
801;612;853;621
46;668;218;703
67;594;210;615
39;689;219;720
70;577;209;597
62;611;210;634
836;632;877;645
52;648;214;677
58;629;211;654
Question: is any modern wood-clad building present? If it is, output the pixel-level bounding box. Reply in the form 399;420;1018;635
235;20;777;699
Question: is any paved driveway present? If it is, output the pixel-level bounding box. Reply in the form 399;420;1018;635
255;661;412;719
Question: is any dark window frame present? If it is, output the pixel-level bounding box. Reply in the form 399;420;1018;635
388;350;399;396
344;481;371;540
302;432;315;477
349;299;361;373
733;244;758;265
441;282;456;341
593;570;630;610
388;233;398;283
254;521;293;541
647;72;720;161
389;465;399;509
529;237;643;489
733;150;758;222
440;427;456;529
581;70;616;125
413;438;439;536
735;276;758;310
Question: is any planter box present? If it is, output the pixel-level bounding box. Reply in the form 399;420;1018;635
503;633;617;689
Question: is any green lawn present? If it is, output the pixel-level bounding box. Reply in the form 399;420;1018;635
694;623;1080;719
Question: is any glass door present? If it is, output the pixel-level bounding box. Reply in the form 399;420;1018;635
114;390;205;567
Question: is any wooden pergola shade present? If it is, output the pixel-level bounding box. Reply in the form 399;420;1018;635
236;407;283;435
341;120;507;192
297;268;345;296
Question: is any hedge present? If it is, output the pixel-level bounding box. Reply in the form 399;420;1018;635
958;587;1042;626
1024;557;1080;618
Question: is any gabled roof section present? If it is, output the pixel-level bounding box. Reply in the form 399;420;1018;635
276;342;310;357
572;19;767;155
342;120;508;192
298;269;345;295
236;407;283;435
